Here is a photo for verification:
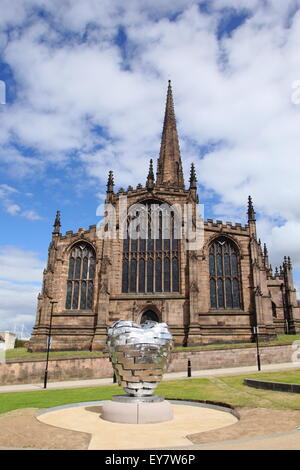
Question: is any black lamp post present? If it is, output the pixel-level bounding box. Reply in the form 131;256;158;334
254;325;261;371
252;286;261;372
43;300;57;389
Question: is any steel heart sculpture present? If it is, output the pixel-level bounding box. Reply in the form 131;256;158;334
107;320;173;397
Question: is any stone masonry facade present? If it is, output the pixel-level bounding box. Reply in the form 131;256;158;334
29;82;300;352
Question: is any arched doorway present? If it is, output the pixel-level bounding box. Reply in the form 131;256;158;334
140;310;159;324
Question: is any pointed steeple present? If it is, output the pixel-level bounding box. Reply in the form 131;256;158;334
53;210;61;235
146;158;155;190
189;162;197;190
156;81;184;188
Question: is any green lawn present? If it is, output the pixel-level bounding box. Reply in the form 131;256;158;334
1;369;300;415
157;370;300;410
6;335;300;360
175;334;300;352
0;385;119;414
5;348;104;360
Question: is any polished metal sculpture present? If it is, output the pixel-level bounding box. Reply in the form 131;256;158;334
107;320;173;397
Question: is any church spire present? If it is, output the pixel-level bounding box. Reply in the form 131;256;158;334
156;81;184;188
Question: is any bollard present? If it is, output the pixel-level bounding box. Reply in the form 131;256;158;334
113;373;117;383
187;359;192;377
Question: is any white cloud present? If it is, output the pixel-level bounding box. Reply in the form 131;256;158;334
21;209;43;220
0;246;44;283
0;184;18;196
0;1;299;292
0;280;40;333
6;203;21;215
0;182;43;219
0;246;44;332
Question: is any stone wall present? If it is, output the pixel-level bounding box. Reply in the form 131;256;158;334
168;344;294;372
0;343;295;386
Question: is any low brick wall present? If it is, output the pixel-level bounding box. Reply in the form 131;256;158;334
0;343;295;386
168;344;294;372
0;356;113;386
243;378;300;393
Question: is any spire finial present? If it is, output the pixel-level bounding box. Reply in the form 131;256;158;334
248;195;256;222
269;264;273;274
280;265;283;275
107;170;114;194
189;162;197;190
146;158;155;190
53;210;61;234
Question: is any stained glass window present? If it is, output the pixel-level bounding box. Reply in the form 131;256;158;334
122;201;180;293
139;259;145;293
130;258;137;293
209;253;215;276
172;257;179;292
209;237;242;309
122;257;129;293
87;281;94;310
164;257;170;292
217;278;224;308
147;257;154;292
65;243;96;310
80;281;87;309
156;257;162;292
210;279;217;308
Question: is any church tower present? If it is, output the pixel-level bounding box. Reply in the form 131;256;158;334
29;82;300;352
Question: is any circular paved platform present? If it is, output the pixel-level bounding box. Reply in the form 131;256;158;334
37;400;238;450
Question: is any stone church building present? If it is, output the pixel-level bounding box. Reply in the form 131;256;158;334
29;82;300;351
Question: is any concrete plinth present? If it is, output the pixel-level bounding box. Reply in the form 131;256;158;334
102;395;173;424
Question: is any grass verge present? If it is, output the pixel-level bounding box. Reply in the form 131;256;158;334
5;348;104;360
175;334;300;352
6;335;300;360
0;369;300;415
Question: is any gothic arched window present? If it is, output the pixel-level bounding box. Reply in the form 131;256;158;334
66;242;96;310
209;237;242;309
122;200;180;293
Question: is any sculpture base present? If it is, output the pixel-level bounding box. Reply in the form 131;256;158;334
102;395;173;424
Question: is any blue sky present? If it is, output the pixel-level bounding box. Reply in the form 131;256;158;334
1;0;300;335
